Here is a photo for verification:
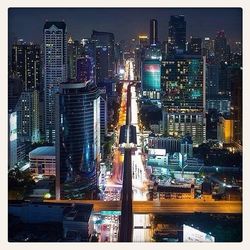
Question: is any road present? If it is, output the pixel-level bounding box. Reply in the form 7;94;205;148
46;199;242;214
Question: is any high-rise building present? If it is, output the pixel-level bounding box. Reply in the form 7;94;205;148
8;111;18;168
8;77;23;111
167;15;186;56
161;55;206;145
67;37;83;80
91;30;115;84
214;30;230;63
203;37;215;59
16;90;40;143
99;88;108;142
43;21;67;143
138;35;149;48
141;59;161;101
12;43;41;91
217;116;234;143
55;81;100;200
76;55;95;83
231;67;242;145
206;63;220;99
189;37;202;55
150;19;158;46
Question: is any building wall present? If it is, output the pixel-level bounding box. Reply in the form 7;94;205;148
56;82;100;199
29;155;56;176
44;22;67;143
8;112;17;168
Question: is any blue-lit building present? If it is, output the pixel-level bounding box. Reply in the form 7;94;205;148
76;55;94;83
55;81;100;199
43;21;67;143
91;30;115;84
167;15;187;56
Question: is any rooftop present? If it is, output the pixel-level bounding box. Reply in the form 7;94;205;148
29;146;55;157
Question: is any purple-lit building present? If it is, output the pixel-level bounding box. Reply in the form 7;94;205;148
76;56;94;83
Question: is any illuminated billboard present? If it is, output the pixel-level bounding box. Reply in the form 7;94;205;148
9;112;17;142
183;224;215;242
142;60;161;91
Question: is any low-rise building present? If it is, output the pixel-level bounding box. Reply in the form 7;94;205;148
8;201;93;242
29;146;56;176
154;185;194;200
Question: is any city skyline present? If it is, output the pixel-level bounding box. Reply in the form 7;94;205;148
8;8;242;243
9;8;242;45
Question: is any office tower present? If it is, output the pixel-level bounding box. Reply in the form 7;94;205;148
214;30;230;63
8;111;18;168
67;37;84;80
231;67;242;145
76;55;94;82
161;55;206;145
8;77;23;111
167;15;186;56
189;37;202;55
55;81;100;200
16;90;40;143
91;30;115;84
217;116;234;143
141;59;161;101
138;35;149;48
43;21;67;143
114;42;124;75
218;62;231;96
12;43;41;91
150;19;158;45
99;88;108;142
206;63;220;99
203;37;215;59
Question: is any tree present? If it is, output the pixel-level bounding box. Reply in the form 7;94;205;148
8;168;35;200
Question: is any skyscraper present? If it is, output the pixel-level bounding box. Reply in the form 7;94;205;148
43;21;67;143
230;67;242;145
67;37;84;80
99;88;108;142
91;30;115;84
150;19;158;46
203;37;215;59
55;81;100;200
167;15;186;56
76;55;94;83
189;37;202;55
214;30;229;63
161;55;206;145
16;90;40;143
12;43;41;91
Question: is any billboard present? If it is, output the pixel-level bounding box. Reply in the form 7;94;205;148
183;224;215;242
142;60;161;91
9;112;17;142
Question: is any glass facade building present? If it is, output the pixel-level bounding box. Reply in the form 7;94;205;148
55;81;100;199
43;21;67;143
161;55;206;145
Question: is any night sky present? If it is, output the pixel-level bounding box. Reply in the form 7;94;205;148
8;8;242;45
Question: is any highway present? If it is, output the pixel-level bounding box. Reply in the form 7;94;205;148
45;199;242;214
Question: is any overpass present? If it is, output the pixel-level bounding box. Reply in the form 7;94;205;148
45;199;242;214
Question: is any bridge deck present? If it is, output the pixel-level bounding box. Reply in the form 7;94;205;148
45;199;242;214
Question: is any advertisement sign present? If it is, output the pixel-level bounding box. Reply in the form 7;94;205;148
142;60;161;91
9;112;17;142
183;224;215;242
